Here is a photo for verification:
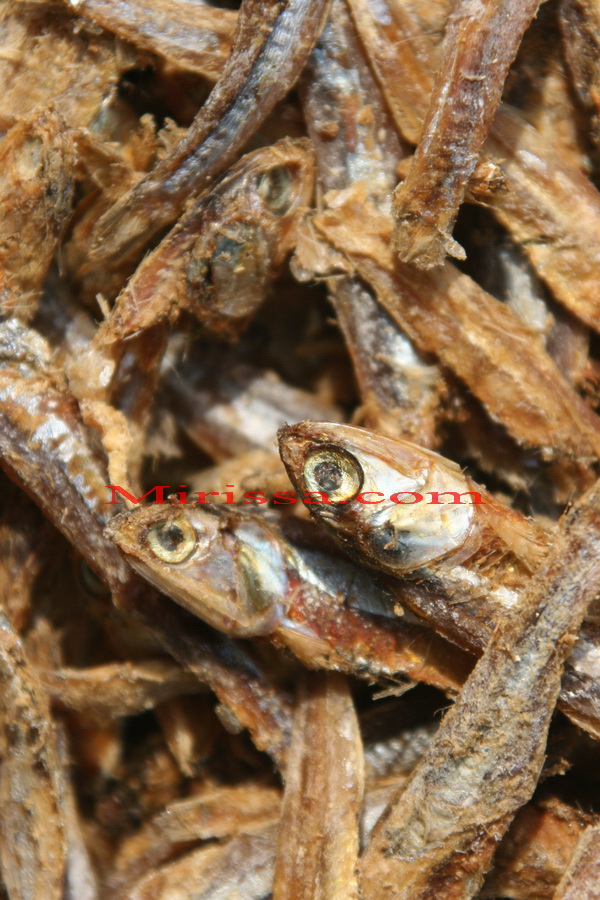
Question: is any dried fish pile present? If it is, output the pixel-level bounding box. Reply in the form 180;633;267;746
3;0;600;897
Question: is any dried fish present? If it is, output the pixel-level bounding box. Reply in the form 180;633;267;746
348;0;600;332
88;0;331;271
560;0;600;149
110;783;281;894
299;0;445;447
0;110;74;321
40;660;205;719
311;190;600;459
277;421;600;737
64;0;236;81
392;0;542;269
273;671;363;899
162;350;341;462
358;475;600;898
0;612;67;900
553;822;600;899
106;503;472;693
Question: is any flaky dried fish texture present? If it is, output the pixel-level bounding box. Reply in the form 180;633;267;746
300;0;445;448
0;613;67;900
0;110;74;321
88;0;331;270
273;672;363;899
124;828;277;900
129;593;293;769
64;0;236;80
481;792;592;899
0;320;134;597
312;193;600;460
358;476;600;899
40;660;204;719
348;0;600;333
0;4;128;129
110;783;281;894
560;0;600;148
392;0;541;269
106;503;472;693
92;139;314;344
553;822;600;899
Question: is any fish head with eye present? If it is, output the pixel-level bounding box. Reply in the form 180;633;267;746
278;422;478;575
105;504;296;637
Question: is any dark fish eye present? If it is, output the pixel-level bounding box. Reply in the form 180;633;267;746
256;166;294;215
147;517;197;564
303;448;363;503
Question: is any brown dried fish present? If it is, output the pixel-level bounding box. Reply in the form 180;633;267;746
273;671;363;899
63;0;236;81
392;0;542;268
0;613;67;900
88;0;331;272
0;110;74;321
299;0;446;447
312;191;600;459
358;475;600;898
106;503;472;693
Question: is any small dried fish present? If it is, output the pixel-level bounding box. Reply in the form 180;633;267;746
312;190;600;459
553;822;600;899
273;671;363;899
40;660;205;719
88;0;330;270
0;612;67;900
358;475;600;899
0;110;74;321
277;421;600;737
162;350;341;463
299;0;445;447
64;0;236;81
392;0;542;268
348;0;600;333
106;503;472;693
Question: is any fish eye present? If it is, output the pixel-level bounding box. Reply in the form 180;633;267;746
303;449;363;503
146;517;197;564
256;166;294;215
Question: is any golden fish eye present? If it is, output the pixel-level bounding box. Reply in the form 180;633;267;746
256;166;294;215
146;517;197;564
303;449;363;503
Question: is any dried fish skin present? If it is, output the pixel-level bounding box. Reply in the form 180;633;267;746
124;828;277;900
312;191;600;459
273;671;363;900
106;138;315;341
162;351;341;463
0;110;74;322
359;476;600;899
553;822;600;899
106;503;472;692
392;0;542;269
300;0;446;447
560;0;600;149
278;421;549;578
0;613;67;900
88;0;331;270
0;319;134;597
62;0;236;81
